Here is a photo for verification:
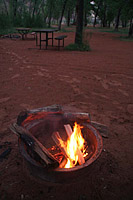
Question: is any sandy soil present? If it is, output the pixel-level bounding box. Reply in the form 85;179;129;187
0;28;133;200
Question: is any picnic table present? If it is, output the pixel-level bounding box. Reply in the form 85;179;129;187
34;29;58;49
16;28;31;40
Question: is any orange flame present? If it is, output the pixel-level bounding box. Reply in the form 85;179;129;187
60;122;87;168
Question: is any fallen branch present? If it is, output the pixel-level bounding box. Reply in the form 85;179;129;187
10;123;59;168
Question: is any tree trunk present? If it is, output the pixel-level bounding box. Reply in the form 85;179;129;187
37;0;44;15
41;0;47;25
75;0;84;45
48;4;52;28
122;19;127;28
93;9;99;27
84;10;87;27
93;0;102;27
67;9;70;27
58;0;68;30
32;0;37;19
72;8;77;25
13;0;18;17
115;7;121;31
102;4;107;27
128;18;133;37
29;0;32;16
3;0;8;15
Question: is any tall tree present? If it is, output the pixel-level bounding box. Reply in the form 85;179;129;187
2;0;9;15
75;0;84;44
58;0;68;30
93;0;102;27
125;0;133;37
84;0;91;27
114;0;127;30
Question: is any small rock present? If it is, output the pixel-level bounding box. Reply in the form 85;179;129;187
103;186;107;190
50;196;55;199
9;67;13;71
118;118;125;124
21;194;24;199
101;80;109;90
127;104;133;115
78;194;87;200
94;75;101;81
0;97;10;104
11;74;20;79
37;71;44;76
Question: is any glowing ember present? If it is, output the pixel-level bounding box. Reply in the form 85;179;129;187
60;122;88;168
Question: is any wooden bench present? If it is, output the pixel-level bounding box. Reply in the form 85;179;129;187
30;32;36;39
55;35;67;50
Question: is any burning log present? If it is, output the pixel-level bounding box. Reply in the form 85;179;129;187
52;131;74;167
64;112;91;123
17;104;62;126
10;123;59;168
64;124;85;165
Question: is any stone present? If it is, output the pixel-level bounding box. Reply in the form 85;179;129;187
127;104;133;115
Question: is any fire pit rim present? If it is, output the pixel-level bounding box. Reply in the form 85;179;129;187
19;122;103;172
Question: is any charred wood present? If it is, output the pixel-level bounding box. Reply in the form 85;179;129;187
10;123;59;169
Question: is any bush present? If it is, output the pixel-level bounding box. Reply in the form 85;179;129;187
65;30;91;51
65;43;91;51
22;13;45;28
0;14;12;29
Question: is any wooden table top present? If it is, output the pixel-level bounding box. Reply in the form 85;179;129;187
34;29;58;33
16;28;31;31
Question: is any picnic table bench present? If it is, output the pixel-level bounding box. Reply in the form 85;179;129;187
16;28;31;40
34;29;58;49
55;35;67;50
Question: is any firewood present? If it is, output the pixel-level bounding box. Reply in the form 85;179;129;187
52;131;74;167
64;124;85;165
0;147;12;161
64;112;91;122
91;121;109;138
10;123;59;168
59;157;67;168
17;104;62;125
28;104;62;114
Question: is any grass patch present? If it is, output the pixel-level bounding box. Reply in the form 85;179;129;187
65;43;91;51
86;26;129;35
100;28;128;35
0;27;17;35
119;36;133;41
60;27;74;33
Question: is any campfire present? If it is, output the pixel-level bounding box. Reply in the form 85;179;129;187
10;105;103;182
51;122;88;168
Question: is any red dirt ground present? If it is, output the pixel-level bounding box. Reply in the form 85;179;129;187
0;28;133;200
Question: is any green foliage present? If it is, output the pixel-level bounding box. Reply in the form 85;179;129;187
65;43;91;51
0;27;16;35
60;27;74;32
0;14;12;29
99;27;128;34
0;0;132;37
119;36;133;41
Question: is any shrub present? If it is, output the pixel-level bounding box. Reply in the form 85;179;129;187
0;14;12;29
65;43;91;51
65;30;91;51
